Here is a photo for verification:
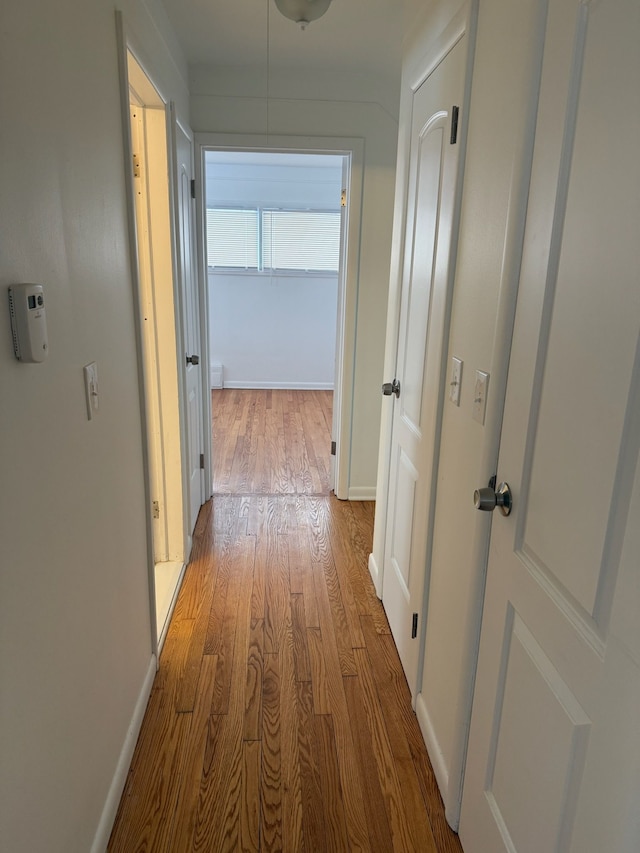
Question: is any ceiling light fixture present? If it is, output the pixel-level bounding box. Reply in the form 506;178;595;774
274;0;333;31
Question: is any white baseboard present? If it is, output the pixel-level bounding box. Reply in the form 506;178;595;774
347;486;376;500
368;552;382;599
221;380;335;390
415;692;451;814
90;656;157;853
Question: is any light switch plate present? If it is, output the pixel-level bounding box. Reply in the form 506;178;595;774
449;357;463;406
473;370;489;424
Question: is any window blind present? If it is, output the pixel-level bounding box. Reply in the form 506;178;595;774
206;207;341;273
206;208;259;270
262;210;340;272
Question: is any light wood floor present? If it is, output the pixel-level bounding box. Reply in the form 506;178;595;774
108;390;462;852
212;389;333;496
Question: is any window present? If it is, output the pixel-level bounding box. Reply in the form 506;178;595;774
206;208;259;270
207;207;341;273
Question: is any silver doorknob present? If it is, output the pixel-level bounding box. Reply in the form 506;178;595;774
473;481;512;516
382;378;401;398
186;354;200;365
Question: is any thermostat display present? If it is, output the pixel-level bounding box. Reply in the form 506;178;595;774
8;283;48;363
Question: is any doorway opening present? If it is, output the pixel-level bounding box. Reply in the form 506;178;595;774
124;51;188;648
202;149;350;495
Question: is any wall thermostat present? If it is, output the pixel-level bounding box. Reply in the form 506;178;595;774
8;283;48;363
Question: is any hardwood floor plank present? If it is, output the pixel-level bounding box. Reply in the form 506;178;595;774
243;618;264;741
360;615;439;852
325;693;371;852
343;673;395;851
242;740;262;853
314;714;351;852
213;495;248;536
194;712;243;851
264;533;289;655
261;652;283;850
210;534;256;714
322;550;358;676
306;626;331;715
172;551;212;623
193;529;255;850
294;498;320;629
327;501;372;627
251;525;267;622
295;680;327;852
280;606;305;852
108;698;191;853
290;593;311;682
155;617;195;708
286;498;305;594
306;497;357;676
376;633;463;853
175;562;216;713
167;654;219;851
353;645;425;852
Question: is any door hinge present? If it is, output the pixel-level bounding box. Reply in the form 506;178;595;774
412;612;418;639
200;453;205;469
152;500;160;519
341;188;347;207
450;105;459;145
190;179;196;199
132;153;141;178
331;440;336;456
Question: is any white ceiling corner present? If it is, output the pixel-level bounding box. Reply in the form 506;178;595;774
160;0;422;79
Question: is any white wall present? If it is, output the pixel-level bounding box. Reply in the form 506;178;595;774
0;1;189;850
206;156;340;388
191;66;400;493
209;272;338;388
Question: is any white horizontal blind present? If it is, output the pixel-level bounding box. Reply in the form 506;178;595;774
207;208;258;269
262;210;340;272
207;207;341;273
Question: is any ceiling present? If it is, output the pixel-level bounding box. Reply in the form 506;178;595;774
161;0;424;79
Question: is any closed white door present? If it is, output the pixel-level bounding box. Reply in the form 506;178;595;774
175;121;205;533
460;0;640;849
382;35;468;694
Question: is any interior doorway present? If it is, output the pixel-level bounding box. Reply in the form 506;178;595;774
204;150;345;494
197;142;359;499
123;51;188;648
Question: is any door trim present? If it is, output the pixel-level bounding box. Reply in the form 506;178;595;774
116;11;158;654
116;12;194;656
194;132;364;501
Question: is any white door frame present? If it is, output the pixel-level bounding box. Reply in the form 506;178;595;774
194;133;364;500
115;13;193;655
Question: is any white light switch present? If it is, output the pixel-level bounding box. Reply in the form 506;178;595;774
83;362;99;420
473;370;489;425
449;357;463;406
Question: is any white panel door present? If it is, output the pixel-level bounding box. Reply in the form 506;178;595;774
460;0;640;850
382;35;468;694
175;121;205;533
